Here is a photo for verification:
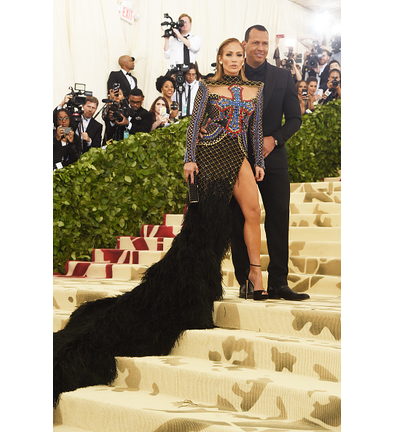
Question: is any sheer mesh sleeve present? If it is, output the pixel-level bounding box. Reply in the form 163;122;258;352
249;83;265;168
184;82;209;163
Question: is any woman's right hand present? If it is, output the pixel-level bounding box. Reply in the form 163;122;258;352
56;125;64;141
184;162;199;183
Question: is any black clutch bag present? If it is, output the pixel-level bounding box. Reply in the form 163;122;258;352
188;171;199;203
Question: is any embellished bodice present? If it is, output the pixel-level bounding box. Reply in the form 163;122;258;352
184;76;265;168
209;85;255;136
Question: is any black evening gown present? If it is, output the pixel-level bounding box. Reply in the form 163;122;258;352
53;75;265;406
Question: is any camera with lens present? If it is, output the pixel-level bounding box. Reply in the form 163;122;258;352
331;78;340;88
306;42;323;69
102;92;134;123
161;13;184;38
283;47;294;70
330;35;341;53
65;83;93;122
168;63;190;90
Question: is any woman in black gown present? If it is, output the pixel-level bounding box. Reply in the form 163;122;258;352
53;38;267;406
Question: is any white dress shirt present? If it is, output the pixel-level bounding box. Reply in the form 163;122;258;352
121;69;136;91
175;79;199;117
164;33;202;67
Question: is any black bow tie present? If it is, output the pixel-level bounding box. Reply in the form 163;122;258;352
126;72;132;76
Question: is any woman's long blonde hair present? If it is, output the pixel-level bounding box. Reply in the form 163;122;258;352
212;38;247;82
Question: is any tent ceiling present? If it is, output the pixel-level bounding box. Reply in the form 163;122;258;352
289;0;341;19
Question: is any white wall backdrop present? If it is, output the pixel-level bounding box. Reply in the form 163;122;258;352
53;0;321;114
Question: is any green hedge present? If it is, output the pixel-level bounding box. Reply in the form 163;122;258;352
286;99;341;183
53;101;340;273
53;118;190;273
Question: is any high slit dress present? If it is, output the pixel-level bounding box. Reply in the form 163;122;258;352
53;74;265;406
185;75;265;201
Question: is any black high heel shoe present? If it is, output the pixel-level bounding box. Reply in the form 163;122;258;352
246;264;268;301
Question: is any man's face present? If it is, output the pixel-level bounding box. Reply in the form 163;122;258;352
185;68;197;84
179;16;192;35
320;51;330;65
129;95;144;110
83;102;97;118
124;56;135;71
243;29;269;68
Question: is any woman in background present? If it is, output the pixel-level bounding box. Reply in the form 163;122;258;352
155;75;179;120
53;108;79;169
149;96;171;131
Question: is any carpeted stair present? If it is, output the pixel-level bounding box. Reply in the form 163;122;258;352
54;179;341;431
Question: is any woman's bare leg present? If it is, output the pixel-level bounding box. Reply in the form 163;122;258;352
233;159;266;293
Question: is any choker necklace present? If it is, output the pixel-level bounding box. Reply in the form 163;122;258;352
206;74;261;87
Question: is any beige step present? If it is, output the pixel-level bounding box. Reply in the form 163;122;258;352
290;191;341;203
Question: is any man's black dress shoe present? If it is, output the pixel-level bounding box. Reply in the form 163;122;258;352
267;285;310;301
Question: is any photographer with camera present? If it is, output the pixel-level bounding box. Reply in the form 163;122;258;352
107;55;138;99
273;37;302;83
53;108;79;170
102;87;134;145
320;68;341;105
168;63;201;118
299;38;332;90
155;75;179;120
162;13;201;68
320;60;341;93
74;96;103;153
128;88;153;134
295;80;308;115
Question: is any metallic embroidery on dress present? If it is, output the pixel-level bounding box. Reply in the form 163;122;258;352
215;85;255;136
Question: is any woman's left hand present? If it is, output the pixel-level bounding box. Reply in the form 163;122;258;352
66;130;74;143
255;166;265;182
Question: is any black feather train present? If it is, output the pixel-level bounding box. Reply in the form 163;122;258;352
53;181;234;406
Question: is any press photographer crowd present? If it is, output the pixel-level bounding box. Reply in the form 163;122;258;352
53;13;341;170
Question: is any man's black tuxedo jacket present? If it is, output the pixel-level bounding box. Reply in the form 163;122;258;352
77;117;103;153
249;61;302;170
107;70;138;98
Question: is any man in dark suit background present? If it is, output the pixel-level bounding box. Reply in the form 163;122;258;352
128;88;153;134
231;24;309;301
107;55;137;98
75;96;103;153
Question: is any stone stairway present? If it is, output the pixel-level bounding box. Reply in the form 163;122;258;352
53;179;341;431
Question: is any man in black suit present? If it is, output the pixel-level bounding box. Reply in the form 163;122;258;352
107;55;137;98
231;25;309;301
75;96;103;153
128;88;153;134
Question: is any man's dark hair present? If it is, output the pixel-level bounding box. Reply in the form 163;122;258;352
130;88;144;98
244;25;268;42
84;96;99;106
328;68;341;80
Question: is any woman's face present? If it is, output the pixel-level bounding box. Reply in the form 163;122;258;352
57;111;70;127
298;81;307;95
162;81;174;98
219;41;244;76
307;81;317;95
155;99;167;115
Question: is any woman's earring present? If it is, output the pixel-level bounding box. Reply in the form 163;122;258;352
219;61;223;65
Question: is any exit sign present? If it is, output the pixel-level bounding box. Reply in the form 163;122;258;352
120;6;134;24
